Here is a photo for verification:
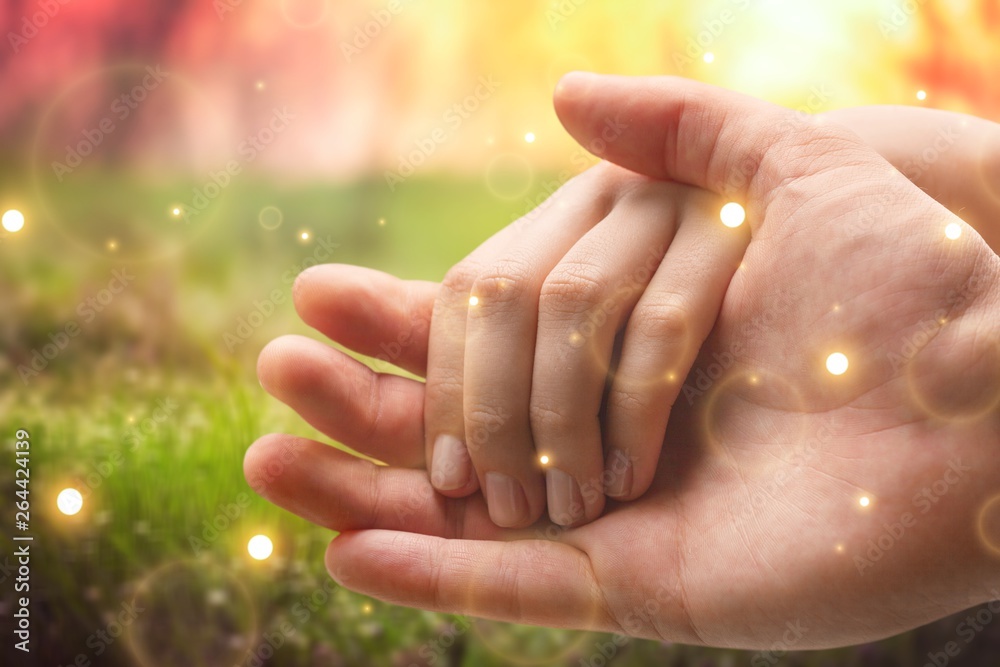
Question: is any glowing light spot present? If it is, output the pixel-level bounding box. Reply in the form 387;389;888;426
248;535;273;560
748;375;760;385
859;496;871;508
256;81;265;91
171;207;181;217
720;202;746;228
361;603;373;614
539;455;550;466
835;543;844;553
57;488;83;515
703;52;715;64
300;231;310;241
377;217;386;226
569;331;583;346
2;209;25;233
107;239;118;252
666;372;677;382
826;352;849;376
832;303;841;312
524;132;536;144
945;222;962;240
916;90;927;101
468;296;479;307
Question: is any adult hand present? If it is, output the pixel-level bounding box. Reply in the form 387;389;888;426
247;75;1000;649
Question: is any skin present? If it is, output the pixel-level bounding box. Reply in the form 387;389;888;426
248;74;1000;649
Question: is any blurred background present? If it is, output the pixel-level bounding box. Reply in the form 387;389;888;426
1;0;999;665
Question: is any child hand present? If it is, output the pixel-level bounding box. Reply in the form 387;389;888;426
423;161;750;527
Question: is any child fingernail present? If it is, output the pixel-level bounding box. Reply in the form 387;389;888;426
546;467;584;526
430;435;471;491
605;448;633;498
485;472;529;527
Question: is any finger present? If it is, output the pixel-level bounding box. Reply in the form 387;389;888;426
257;335;425;468
604;189;750;500
244;433;509;539
822;105;1000;252
293;264;437;376
553;72;878;219
461;166;624;527
530;179;681;526
325;530;615;631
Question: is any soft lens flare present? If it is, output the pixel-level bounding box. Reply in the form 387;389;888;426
720;202;745;228
248;534;274;560
57;488;83;515
2;209;25;233
826;352;849;376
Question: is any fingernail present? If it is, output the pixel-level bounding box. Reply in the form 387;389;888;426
484;472;529;527
604;448;633;498
546;468;584;526
430;435;471;491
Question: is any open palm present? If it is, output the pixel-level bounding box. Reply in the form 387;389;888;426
247;75;1000;649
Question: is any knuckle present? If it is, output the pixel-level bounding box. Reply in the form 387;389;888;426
608;385;653;415
470;259;534;311
529;399;576;438
631;299;690;344
440;262;480;300
465;403;511;450
540;263;607;317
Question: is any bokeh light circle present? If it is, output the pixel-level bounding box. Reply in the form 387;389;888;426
978;494;1000;557
905;335;1000;423
57;488;84;515
701;367;809;469
2;209;25;233
127;560;257;667
258;205;284;230
485;153;534;200
30;63;232;261
720;202;746;228
248;534;274;560
825;352;849;376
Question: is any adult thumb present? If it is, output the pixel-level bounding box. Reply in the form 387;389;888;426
553;73;876;220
